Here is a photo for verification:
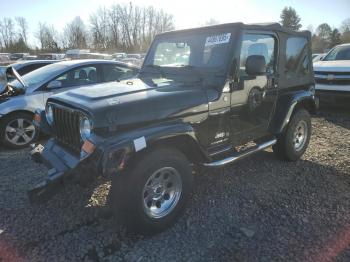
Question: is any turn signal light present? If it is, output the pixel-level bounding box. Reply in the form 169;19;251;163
82;140;96;154
33;113;41;124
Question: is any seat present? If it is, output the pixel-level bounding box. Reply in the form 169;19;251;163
79;70;87;80
88;70;97;82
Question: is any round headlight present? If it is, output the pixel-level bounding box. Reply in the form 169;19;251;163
46;104;53;125
80;116;92;141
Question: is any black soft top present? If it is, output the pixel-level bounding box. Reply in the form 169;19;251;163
159;22;311;39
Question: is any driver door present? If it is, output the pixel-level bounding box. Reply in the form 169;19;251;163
230;32;278;146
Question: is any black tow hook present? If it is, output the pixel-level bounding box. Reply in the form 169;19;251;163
28;168;64;204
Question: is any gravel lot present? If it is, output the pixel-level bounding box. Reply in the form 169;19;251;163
0;108;349;262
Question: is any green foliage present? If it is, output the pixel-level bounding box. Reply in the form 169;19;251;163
280;7;302;31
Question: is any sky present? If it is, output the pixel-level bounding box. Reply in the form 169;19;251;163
1;0;350;47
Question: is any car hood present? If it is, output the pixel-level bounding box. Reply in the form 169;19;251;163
49;77;210;128
313;60;350;72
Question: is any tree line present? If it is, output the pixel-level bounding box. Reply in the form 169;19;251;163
0;3;174;53
280;7;350;53
0;4;349;54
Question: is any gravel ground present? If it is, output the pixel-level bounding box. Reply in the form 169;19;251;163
0;108;349;262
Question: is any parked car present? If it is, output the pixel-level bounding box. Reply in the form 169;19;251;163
312;53;325;62
121;57;143;67
0;60;139;148
126;53;142;59
314;43;350;106
30;22;317;234
0;60;58;92
20;55;39;61
37;53;65;60
0;53;10;63
65;49;90;60
112;53;127;61
9;53;30;61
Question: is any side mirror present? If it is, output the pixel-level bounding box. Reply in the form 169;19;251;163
46;80;62;89
245;55;266;76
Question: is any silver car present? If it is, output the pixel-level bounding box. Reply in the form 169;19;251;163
0;59;139;148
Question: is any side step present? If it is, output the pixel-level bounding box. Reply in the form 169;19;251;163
202;138;277;168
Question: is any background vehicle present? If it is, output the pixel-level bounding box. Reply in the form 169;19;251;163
65;49;90;60
9;53;30;61
37;53;65;60
0;60;139;148
0;60;57;92
312;53;325;62
121;57;143;66
31;23;316;234
112;53;127;61
314;43;350;106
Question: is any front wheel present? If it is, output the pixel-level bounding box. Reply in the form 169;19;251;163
109;147;193;234
0;112;39;149
273;109;311;161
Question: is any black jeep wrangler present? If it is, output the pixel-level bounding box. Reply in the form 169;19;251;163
30;23;317;233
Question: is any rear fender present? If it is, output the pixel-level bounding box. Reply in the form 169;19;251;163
269;88;317;134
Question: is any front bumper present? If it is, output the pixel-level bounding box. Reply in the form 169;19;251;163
315;89;350;106
28;139;100;203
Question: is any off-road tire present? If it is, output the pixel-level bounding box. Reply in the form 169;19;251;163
273;109;311;161
109;147;193;234
0;112;39;149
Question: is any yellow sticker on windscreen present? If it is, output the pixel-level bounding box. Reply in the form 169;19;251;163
205;33;231;46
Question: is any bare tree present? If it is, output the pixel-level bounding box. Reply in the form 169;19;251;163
35;22;58;51
64;16;88;49
90;7;110;50
15;17;28;44
0;18;16;49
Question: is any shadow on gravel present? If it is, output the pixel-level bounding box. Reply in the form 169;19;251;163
316;106;350;130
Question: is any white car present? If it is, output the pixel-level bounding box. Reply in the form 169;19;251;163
313;43;350;106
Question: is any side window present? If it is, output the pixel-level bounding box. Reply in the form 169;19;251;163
239;33;276;75
102;65;138;82
285;37;309;78
52;66;98;88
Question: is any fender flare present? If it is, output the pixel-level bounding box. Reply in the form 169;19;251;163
269;89;317;134
100;122;207;175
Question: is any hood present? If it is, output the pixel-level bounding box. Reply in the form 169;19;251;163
313;60;350;72
49;77;210;129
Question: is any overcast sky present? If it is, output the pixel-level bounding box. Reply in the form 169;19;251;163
1;0;350;47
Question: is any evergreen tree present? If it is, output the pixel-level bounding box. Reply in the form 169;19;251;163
280;7;302;31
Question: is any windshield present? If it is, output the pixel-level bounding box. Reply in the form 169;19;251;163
9;63;66;88
144;30;234;72
323;45;350;61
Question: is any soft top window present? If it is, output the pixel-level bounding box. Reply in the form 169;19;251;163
285;37;309;78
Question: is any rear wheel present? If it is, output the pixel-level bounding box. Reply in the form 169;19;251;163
109;147;193;234
273;109;311;161
0;112;38;149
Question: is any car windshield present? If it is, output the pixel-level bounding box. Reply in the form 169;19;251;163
323;45;350;61
9;63;66;88
144;29;234;72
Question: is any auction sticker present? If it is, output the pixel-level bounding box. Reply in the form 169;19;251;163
205;33;231;46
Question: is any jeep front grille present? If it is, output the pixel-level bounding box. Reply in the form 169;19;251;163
52;105;82;152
